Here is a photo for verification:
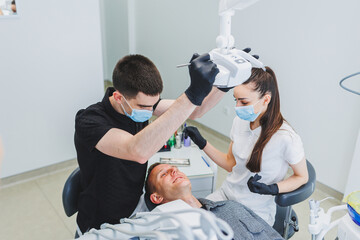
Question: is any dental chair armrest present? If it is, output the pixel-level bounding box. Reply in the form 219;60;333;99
275;160;316;207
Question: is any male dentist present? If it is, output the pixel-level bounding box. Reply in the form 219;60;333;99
74;53;224;234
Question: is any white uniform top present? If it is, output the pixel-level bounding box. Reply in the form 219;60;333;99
206;117;305;226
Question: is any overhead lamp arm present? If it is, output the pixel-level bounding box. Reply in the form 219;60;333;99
216;0;261;53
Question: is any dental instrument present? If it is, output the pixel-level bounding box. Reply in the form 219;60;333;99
201;156;210;167
176;63;191;68
308;194;360;240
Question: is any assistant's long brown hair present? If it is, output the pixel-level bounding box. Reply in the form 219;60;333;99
245;67;284;172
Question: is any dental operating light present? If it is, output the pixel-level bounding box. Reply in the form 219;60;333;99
210;0;265;88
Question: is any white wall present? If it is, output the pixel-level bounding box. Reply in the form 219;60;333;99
345;129;360;197
132;0;360;193
0;0;104;178
6;0;357;192
99;0;129;81
134;0;220;109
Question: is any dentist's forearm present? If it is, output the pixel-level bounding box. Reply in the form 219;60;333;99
277;174;308;193
277;158;308;193
189;87;226;119
132;94;196;161
203;143;235;172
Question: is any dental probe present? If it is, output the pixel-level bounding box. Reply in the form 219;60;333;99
176;59;214;68
176;63;191;68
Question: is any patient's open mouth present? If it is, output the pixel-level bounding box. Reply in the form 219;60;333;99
173;177;183;183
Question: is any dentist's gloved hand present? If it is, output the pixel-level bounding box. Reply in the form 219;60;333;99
183;126;207;150
217;47;259;93
247;174;279;195
185;53;219;106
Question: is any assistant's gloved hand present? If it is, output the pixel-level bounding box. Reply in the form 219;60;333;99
247;174;279;195
217;47;259;93
185;53;219;106
183;126;207;150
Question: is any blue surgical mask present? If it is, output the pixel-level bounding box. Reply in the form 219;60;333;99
121;96;153;122
235;100;261;122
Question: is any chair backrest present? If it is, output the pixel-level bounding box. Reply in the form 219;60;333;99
144;192;158;211
62;167;81;217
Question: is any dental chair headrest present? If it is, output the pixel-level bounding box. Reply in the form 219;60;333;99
144;192;158;211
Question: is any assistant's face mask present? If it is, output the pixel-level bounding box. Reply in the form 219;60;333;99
120;96;153;122
234;99;262;122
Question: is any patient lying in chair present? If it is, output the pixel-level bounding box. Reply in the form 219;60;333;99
145;163;284;240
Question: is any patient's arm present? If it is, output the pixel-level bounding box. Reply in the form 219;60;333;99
203;141;236;172
277;157;308;193
153;87;226;118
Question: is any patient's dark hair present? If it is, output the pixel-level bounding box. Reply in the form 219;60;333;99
112;54;163;99
144;162;162;208
245;67;285;173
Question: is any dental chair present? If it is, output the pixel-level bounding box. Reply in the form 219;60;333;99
65;161;316;239
63;169;233;240
62;167;81;237
272;160;316;239
62;167;81;217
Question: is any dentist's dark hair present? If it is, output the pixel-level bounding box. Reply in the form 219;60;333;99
112;54;163;98
244;67;285;173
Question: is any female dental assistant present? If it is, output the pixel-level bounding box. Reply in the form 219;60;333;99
184;67;308;226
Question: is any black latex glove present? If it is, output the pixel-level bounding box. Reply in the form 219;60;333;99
217;47;259;93
217;86;233;93
185;53;219;106
247;174;279;195
183;126;207;150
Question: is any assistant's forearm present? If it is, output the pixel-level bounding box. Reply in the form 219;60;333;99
203;143;234;172
277;174;309;193
132;94;196;161
189;87;226;119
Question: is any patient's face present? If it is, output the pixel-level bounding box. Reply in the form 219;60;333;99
149;164;191;202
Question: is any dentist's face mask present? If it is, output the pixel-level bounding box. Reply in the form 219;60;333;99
120;96;153;122
235;99;262;122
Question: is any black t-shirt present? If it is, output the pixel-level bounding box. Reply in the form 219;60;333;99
74;87;149;232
